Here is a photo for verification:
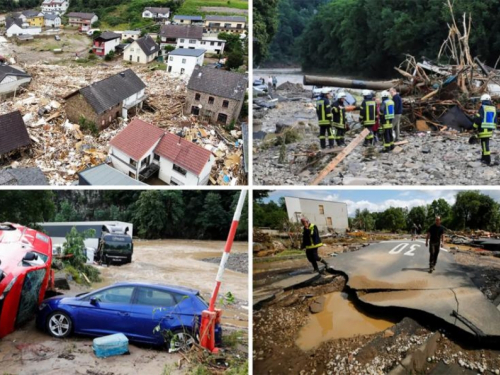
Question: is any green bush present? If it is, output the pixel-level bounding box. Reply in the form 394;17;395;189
79;115;99;136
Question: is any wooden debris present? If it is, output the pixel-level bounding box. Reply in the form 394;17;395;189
310;128;369;185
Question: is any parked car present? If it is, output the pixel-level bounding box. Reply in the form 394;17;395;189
0;223;54;338
96;224;133;265
54;35;61;41
36;282;221;351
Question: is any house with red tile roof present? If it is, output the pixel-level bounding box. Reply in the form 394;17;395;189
108;118;214;185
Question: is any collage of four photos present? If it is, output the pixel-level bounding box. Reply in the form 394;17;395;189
1;0;500;374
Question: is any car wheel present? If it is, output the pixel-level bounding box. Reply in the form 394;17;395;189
126;255;132;264
47;311;72;338
168;330;196;353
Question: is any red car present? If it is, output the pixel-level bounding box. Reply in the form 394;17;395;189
0;223;54;338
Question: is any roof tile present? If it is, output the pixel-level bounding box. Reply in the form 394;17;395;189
0;111;31;155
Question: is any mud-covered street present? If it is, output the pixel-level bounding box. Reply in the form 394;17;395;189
0;240;249;375
253;237;500;374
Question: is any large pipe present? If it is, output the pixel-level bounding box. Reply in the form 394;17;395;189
304;75;410;92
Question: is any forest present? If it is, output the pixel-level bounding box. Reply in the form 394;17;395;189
254;191;500;234
254;0;500;77
0;190;248;241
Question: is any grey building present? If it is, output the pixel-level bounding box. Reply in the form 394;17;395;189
284;196;349;233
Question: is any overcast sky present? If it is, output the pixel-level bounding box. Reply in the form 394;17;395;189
262;190;500;216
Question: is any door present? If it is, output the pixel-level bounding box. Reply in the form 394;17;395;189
128;287;188;344
76;285;135;336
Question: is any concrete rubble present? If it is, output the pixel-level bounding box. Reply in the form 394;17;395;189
0;64;245;185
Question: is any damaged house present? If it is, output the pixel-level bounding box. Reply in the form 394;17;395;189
64;69;147;130
92;31;121;57
186;65;247;125
0;110;31;159
109;118;214;185
0;65;31;96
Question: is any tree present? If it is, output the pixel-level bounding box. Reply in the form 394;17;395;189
451;191;500;231
377;207;407;232
226;51;244;70
253;0;280;66
352;209;375;231
196;193;230;238
133;191;172;239
54;200;83;222
407;206;427;232
0;191;55;227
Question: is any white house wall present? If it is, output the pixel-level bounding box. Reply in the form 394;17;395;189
176;38;225;54
110;147;137;177
158;157;199;185
7;25;41;37
122;88;145;107
0;76;31;94
167;55;204;78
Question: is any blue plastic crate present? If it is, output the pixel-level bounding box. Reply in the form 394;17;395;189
93;333;129;358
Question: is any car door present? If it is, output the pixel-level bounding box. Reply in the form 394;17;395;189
75;285;135;337
127;287;190;345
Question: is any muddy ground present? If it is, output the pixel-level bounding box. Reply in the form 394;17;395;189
253;86;500;186
253;238;500;374
0;240;249;375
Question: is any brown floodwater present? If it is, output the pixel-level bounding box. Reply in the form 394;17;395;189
296;292;394;351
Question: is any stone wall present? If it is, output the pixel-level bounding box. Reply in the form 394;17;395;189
185;89;243;125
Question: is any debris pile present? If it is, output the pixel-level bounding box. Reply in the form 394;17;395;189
0;63;245;185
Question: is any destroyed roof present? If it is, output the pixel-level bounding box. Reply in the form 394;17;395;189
22;10;41;18
5;17;23;29
144;7;170;14
155;132;212;176
66;69;146;115
78;163;146;186
94;31;121;41
188;65;247;101
109;118;164;160
66;12;96;20
160;25;203;40
169;48;205;57
205;15;246;23
0;65;31;82
135;35;160;56
173;15;203;21
0;168;48;185
43;13;60;20
0;111;31;155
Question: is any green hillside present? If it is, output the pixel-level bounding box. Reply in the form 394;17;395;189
178;0;248;16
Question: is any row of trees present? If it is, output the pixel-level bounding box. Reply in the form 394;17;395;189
253;0;279;66
299;0;500;78
0;190;247;241
254;191;500;234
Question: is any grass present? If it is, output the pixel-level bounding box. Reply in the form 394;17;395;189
223;330;245;348
178;0;248;16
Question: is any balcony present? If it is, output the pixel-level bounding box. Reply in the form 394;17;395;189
139;163;160;181
123;94;149;110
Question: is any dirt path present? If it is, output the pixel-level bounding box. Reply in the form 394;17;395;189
0;239;248;374
200;7;248;15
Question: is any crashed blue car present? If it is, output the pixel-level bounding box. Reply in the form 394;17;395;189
36;282;221;351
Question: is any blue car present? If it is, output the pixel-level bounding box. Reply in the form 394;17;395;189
36;282;222;351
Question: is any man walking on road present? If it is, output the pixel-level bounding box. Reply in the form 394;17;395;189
390;87;403;141
301;218;329;274
426;216;445;274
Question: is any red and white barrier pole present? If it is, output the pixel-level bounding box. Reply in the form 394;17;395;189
200;190;247;353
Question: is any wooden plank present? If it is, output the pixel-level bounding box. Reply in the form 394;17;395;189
310;128;369;185
416;120;431;131
394;140;409;146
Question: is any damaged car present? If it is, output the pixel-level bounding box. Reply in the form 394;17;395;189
36;282;222;351
0;223;54;338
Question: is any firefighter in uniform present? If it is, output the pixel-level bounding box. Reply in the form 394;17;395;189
379;90;395;152
473;94;498;165
359;89;377;146
316;88;334;149
331;92;347;146
301;218;328;274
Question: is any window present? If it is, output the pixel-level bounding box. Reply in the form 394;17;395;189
168;66;172;72
169;56;173;61
224;23;231;28
201;41;205;45
129;55;132;61
129;171;136;179
182;58;186;64
217;113;228;124
222;100;229;108
173;164;187;176
237;24;242;29
319;205;324;214
154;153;160;161
195;93;201;101
191;106;200;115
88;286;135;304
137;56;139;62
217;42;221;46
189;39;196;44
141;155;150;167
135;287;182;308
180;68;185;74
130;158;137;168
180;38;184;43
327;217;333;226
208;96;214;105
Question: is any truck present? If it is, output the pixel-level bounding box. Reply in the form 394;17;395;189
38;221;134;265
0;223;54;338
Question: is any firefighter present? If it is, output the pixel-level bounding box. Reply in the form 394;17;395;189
316;88;334;149
473;94;498;165
301;218;328;274
359;89;377;146
331;92;347;146
379;90;395;152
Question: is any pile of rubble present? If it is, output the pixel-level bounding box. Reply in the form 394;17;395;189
0;63;245;185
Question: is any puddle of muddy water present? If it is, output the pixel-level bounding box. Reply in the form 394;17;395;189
296;292;394;351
